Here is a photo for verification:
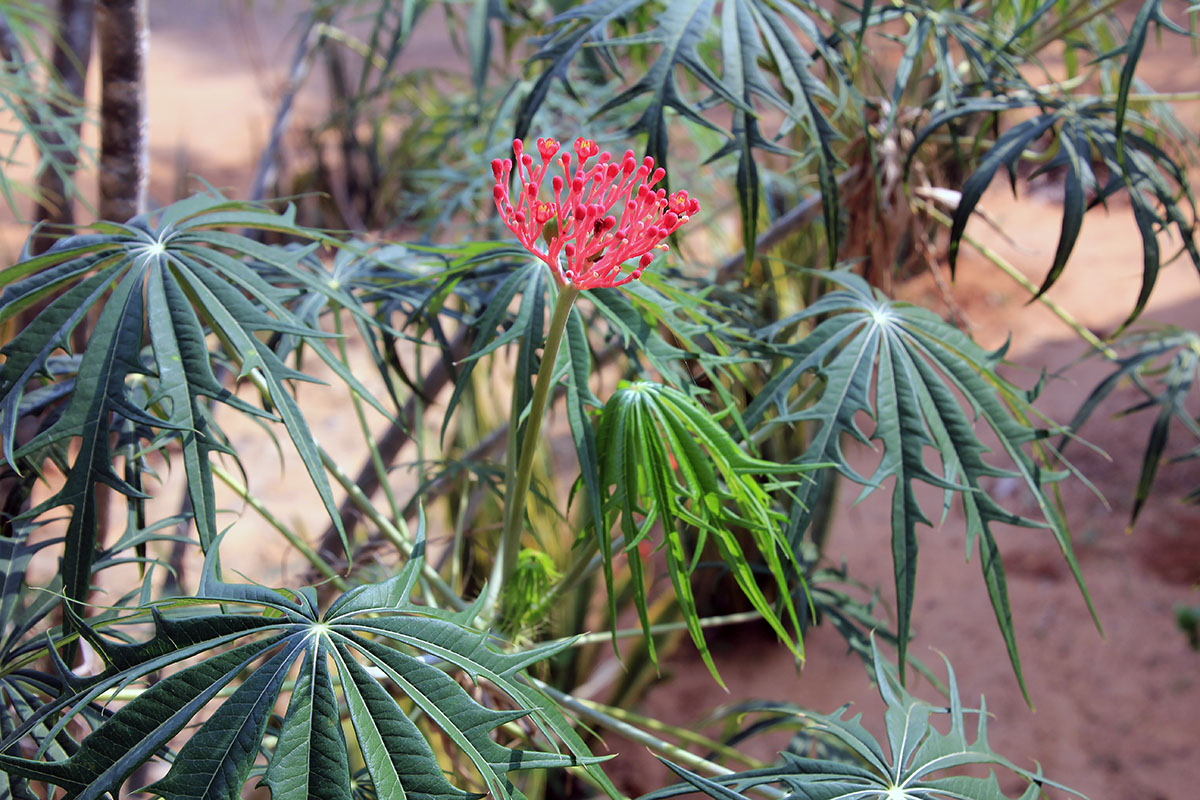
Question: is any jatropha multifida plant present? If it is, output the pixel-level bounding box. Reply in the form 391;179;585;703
4;0;1188;793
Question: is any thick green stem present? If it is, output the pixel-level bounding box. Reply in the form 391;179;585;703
485;283;581;617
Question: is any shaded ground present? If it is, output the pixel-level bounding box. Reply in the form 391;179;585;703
5;2;1199;799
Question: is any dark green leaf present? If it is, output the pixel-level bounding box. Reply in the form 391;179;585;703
261;647;352;800
0;545;610;800
148;640;304;800
747;272;1096;693
948;114;1058;276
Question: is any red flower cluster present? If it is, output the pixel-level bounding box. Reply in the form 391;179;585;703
492;137;700;290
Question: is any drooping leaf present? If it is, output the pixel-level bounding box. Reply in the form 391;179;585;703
595;380;817;682
944;112;1058;276
514;0;642;146
909;73;1197;325
746;271;1097;697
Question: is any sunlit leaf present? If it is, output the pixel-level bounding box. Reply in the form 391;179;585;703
0;193;357;609
0;542;613;800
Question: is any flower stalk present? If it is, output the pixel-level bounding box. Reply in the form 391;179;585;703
483;135;699;625
485;282;581;617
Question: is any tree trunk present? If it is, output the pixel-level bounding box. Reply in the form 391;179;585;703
32;0;95;254
96;0;147;222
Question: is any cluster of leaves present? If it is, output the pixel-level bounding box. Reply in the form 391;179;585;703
0;531;612;800
742;271;1102;697
917;2;1200;328
516;0;846;266
592;380;813;678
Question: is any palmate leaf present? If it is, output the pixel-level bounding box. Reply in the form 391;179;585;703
0;192;358;612
439;246;740;409
513;0;639;145
745;271;1097;699
0;540;615;800
705;0;843;267
595;381;817;684
516;0;724;170
645;640;1085;800
517;0;845;265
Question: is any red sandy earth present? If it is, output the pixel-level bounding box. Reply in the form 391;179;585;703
6;1;1199;798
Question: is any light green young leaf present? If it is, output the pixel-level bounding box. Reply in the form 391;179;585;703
595;381;818;681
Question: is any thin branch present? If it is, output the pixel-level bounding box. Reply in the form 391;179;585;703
212;461;349;592
314;327;470;558
918;200;1118;359
248;8;332;203
528;678;787;800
